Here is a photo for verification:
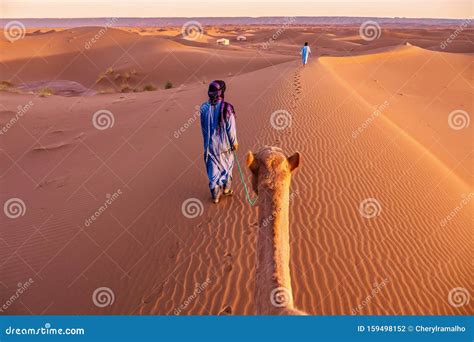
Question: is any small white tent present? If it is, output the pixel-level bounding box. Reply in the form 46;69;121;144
216;38;230;45
236;35;247;41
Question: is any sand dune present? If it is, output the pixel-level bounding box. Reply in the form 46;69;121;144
322;45;473;184
0;25;472;315
0;27;293;94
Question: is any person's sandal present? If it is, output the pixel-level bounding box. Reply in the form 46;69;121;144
223;188;234;196
223;181;233;196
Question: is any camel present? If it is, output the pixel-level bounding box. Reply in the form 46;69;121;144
246;146;306;315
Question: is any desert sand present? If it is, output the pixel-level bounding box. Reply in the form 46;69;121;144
0;23;472;315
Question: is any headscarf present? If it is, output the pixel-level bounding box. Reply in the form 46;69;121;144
208;80;226;105
207;80;235;134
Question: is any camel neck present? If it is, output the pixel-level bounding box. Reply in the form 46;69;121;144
255;181;294;313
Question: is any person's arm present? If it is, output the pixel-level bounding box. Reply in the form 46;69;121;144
200;104;209;148
225;104;238;150
308;47;312;54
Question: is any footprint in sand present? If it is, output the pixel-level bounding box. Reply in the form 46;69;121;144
219;305;232;315
293;72;301;90
223;252;233;273
168;241;181;259
142;296;154;304
36;176;69;189
224;264;233;273
32;132;85;152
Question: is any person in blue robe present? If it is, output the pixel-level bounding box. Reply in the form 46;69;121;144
300;42;312;66
200;80;238;203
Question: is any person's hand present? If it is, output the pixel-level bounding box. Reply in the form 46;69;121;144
232;143;239;151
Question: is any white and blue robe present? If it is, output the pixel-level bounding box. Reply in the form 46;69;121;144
200;101;238;191
300;45;311;65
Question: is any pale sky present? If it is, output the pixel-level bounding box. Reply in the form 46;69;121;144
1;0;472;19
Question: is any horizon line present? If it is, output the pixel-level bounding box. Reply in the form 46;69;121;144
0;15;470;21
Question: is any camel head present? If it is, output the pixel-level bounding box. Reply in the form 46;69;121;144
246;146;300;194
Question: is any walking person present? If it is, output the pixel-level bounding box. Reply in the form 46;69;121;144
200;80;238;204
300;42;312;66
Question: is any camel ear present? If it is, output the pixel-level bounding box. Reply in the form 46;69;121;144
287;152;300;171
246;151;258;174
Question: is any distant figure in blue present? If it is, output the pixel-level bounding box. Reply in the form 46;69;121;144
200;80;238;204
300;42;312;66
